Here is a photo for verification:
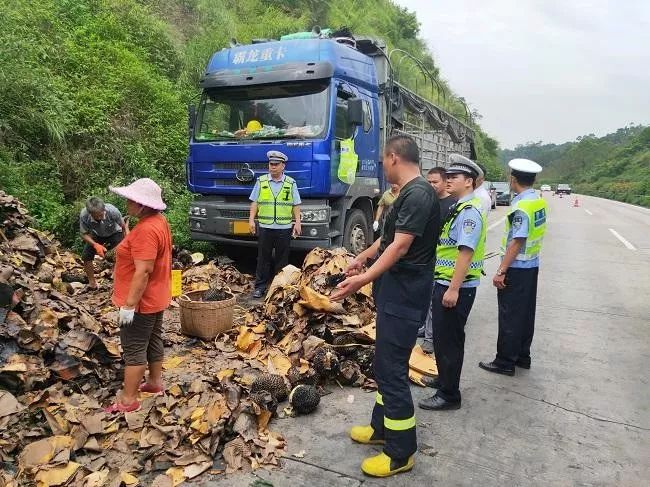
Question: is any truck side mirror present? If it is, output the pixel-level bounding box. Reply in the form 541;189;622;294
347;98;363;126
188;104;196;133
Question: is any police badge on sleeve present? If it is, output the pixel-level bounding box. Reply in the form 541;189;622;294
462;219;476;235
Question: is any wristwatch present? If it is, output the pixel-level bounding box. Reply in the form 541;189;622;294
496;268;506;276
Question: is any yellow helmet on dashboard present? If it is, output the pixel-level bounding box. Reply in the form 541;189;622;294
246;119;262;132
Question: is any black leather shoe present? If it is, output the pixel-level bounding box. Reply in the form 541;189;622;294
478;361;515;376
516;359;531;369
252;289;264;299
418;394;461;411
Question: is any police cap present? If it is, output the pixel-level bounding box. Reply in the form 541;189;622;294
267;151;288;164
508;158;542;174
446;154;483;178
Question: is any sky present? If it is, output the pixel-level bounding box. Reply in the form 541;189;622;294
394;0;650;148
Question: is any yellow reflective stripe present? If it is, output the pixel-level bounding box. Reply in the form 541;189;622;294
375;392;383;405
384;415;416;431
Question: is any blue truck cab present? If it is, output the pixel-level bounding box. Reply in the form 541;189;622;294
187;34;473;253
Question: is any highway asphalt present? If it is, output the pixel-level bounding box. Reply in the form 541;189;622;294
205;193;650;486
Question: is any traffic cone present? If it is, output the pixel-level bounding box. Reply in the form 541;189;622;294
573;197;579;207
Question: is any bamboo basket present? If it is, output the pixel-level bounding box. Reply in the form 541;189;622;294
178;289;236;339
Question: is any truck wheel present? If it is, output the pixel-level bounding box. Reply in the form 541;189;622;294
343;209;370;255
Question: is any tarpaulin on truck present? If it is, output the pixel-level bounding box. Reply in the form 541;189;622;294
387;83;471;141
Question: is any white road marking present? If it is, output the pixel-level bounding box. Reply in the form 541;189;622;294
488;216;506;231
585;209;593;215
608;228;637;250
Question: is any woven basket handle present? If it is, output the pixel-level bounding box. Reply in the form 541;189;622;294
178;294;192;302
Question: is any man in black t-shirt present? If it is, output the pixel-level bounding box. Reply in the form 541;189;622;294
332;135;439;478
417;167;459;350
427;167;458;224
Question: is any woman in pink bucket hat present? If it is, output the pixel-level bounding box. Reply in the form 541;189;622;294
104;178;173;413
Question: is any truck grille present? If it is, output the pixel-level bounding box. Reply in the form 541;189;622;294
218;209;250;219
213;179;254;186
214;162;267;170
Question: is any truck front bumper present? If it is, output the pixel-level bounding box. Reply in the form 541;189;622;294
189;198;334;250
189;231;330;250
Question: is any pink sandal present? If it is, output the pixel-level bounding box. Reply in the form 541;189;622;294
104;400;140;414
138;382;164;394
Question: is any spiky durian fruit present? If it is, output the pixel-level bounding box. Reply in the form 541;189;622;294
104;247;117;263
249;389;278;413
61;272;88;284
287;366;319;387
202;286;230;302
312;347;340;380
331;333;358;357
289;385;320;414
176;249;194;267
251;373;289;402
337;360;361;385
352;347;374;379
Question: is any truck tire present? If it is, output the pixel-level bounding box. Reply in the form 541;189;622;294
343;209;370;255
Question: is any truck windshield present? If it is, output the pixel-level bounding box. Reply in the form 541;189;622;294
195;81;329;141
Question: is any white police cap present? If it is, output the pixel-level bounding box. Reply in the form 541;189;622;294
446;153;483;178
508;158;542;174
267;151;288;164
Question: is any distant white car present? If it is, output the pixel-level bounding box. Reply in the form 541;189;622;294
540;184;551;192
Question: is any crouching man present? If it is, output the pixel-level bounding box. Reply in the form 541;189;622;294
80;197;128;288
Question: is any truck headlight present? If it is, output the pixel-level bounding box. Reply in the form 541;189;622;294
189;206;206;216
301;209;329;222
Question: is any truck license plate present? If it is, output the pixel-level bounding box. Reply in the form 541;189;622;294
232;220;250;235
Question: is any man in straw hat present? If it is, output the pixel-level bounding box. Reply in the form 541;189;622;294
104;178;173;413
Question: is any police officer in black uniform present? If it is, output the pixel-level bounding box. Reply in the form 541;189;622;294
332;135;440;478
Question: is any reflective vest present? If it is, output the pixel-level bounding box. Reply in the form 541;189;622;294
501;197;548;261
435;197;487;282
337;138;358;184
256;174;295;225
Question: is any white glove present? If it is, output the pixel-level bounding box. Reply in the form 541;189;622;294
372;221;379;232
118;307;135;327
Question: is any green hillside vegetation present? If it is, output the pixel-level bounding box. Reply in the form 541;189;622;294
0;0;499;249
500;125;649;207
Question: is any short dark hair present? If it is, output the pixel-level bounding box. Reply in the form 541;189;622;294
427;167;447;179
511;170;536;186
86;197;105;214
385;135;419;164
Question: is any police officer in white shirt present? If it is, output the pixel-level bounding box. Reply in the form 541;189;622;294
473;162;492;217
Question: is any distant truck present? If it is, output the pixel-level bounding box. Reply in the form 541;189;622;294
186;30;475;254
555;183;572;195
